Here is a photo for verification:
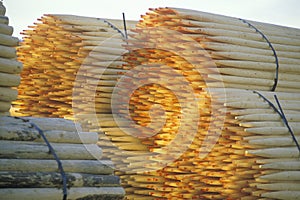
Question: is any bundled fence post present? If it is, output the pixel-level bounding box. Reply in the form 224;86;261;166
0;116;125;200
11;6;300;200
0;1;22;115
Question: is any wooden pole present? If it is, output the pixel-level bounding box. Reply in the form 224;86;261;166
0;33;19;46
0;24;13;35
0;171;120;188
261;191;300;200
0;57;23;74
0;187;125;200
0;140;102;160
0;159;115;174
0;128;98;144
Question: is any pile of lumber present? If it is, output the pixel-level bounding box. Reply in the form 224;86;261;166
106;7;300;199
0;2;22;115
214;88;300;200
12;6;300;200
0;116;125;200
137;7;300;92
13;14;136;119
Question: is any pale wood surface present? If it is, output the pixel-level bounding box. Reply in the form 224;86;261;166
0;171;120;188
10;6;300;200
0;7;20;115
0;187;125;200
0;140;102;160
0;159;114;174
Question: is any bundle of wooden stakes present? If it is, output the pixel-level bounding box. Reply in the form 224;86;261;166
0;116;125;200
212;88;300;200
0;2;23;115
12;6;300;200
103;7;300;200
13;14;136;120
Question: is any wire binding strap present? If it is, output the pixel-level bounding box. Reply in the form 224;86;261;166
14;117;68;200
274;95;300;154
30;122;68;200
101;18;126;39
253;91;300;155
122;12;128;40
240;19;279;91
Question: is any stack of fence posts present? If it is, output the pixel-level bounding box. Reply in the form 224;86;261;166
0;116;125;200
0;1;22;115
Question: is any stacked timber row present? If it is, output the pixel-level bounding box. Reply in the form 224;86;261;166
212;88;300;200
137;7;300;92
0;116;125;200
12;7;300;200
13;14;136;119
107;7;300;199
0;2;23;115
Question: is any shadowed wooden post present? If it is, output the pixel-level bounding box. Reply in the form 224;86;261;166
0;1;22;115
0;116;125;200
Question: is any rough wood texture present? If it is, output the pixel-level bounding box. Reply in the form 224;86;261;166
104;8;300;200
0;3;5;19
0;127;98;144
0;1;21;115
0;45;16;58
0;24;13;35
1;115;84;129
0;57;23;74
0;116;98;144
0;172;120;188
0;15;8;25
0;187;125;200
0;33;19;46
10;5;300;200
0;87;18;102
23;117;79;131
0;140;102;160
214;88;300;199
0;116;123;199
0;3;124;199
0;100;10;112
0;72;20;86
0;159;114;174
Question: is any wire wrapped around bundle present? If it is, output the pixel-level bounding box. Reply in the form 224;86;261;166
13;14;136;119
105;7;300;200
0;116;125;200
12;6;300;200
